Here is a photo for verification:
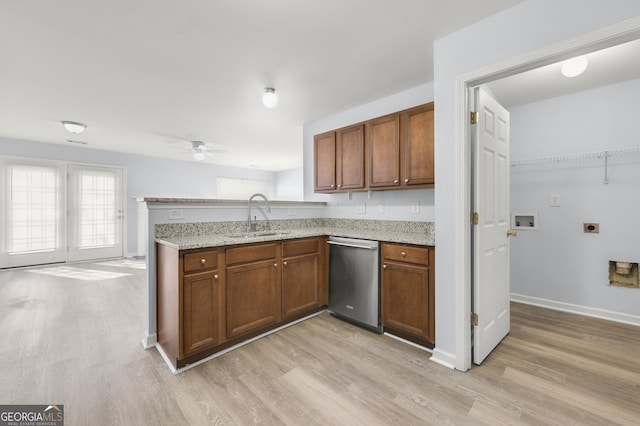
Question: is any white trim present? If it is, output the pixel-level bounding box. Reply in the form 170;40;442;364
456;16;640;372
383;332;433;354
141;333;157;350
429;348;456;370
511;294;640;327
158;310;325;374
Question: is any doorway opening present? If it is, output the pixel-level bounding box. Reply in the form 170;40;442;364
461;20;640;370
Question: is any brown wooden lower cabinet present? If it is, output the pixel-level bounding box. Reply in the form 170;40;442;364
182;269;222;355
381;243;435;348
226;249;281;339
156;237;328;369
281;237;327;320
157;244;226;369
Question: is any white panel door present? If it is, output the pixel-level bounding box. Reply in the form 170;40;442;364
67;165;124;262
472;87;512;364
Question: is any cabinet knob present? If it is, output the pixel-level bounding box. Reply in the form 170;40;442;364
214;274;219;280
200;258;206;265
283;261;288;266
383;264;387;269
331;184;335;188
338;184;342;188
393;179;398;184
274;263;278;268
401;252;406;257
404;178;409;183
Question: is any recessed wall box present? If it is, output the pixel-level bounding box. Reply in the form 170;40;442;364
583;223;599;234
512;213;537;230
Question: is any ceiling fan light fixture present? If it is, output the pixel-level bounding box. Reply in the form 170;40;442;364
61;120;87;134
193;151;206;161
561;56;588;77
262;87;278;108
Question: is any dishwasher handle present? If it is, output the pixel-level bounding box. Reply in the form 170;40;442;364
327;240;378;250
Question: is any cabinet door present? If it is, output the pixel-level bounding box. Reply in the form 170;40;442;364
226;259;280;339
336;124;365;190
401;103;434;186
282;253;319;320
381;260;431;343
182;270;221;356
368;114;400;188
314;131;336;192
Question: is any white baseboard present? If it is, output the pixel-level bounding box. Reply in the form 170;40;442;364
429;348;456;370
511;293;640;327
383;332;432;354
141;333;157;349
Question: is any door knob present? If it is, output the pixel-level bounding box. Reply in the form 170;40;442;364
507;230;517;237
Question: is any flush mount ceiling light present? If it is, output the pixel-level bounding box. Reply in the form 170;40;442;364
61;120;87;134
262;87;278;108
561;56;588;77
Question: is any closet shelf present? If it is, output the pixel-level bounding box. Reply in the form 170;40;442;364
510;146;640;184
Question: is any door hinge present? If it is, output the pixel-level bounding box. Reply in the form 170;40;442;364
471;312;479;326
471;212;479;225
470;111;479;125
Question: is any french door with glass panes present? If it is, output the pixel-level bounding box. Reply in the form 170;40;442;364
0;159;124;268
67;165;124;262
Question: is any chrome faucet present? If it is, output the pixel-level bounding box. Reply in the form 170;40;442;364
247;193;271;232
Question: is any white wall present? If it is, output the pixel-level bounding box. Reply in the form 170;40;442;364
0;137;277;255
302;82;436;222
275;167;304;200
509;79;640;318
433;0;640;369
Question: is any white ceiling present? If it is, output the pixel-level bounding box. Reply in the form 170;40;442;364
0;0;524;171
486;38;640;108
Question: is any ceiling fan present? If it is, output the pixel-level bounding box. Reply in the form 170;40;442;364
184;140;227;161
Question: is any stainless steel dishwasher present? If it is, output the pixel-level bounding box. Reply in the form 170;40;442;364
328;236;382;333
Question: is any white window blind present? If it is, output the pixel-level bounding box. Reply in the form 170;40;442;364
8;164;58;254
78;170;116;249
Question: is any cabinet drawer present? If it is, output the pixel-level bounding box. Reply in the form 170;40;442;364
382;244;429;266
282;238;319;257
184;250;218;273
226;243;279;265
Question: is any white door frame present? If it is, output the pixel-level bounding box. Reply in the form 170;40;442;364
453;17;640;371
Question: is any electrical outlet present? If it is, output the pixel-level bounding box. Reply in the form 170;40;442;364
378;203;384;214
288;208;297;216
583;222;599;234
412;202;420;214
333;202;339;213
549;195;561;207
356;203;366;214
168;210;184;220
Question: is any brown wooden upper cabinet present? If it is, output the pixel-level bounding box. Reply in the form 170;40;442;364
368;103;434;189
314;124;365;193
314;102;434;193
400;103;434;187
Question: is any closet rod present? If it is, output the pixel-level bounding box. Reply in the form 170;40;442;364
510;146;640;167
511;146;640;185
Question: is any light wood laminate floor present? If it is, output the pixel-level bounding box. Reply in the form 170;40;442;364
1;260;639;425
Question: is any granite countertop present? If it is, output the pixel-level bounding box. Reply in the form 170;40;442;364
156;226;434;250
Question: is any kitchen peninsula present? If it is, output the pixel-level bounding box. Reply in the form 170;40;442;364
140;197;435;372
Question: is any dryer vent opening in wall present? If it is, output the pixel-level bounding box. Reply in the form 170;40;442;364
608;261;639;288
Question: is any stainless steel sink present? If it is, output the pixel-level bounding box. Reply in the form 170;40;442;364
224;231;290;239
